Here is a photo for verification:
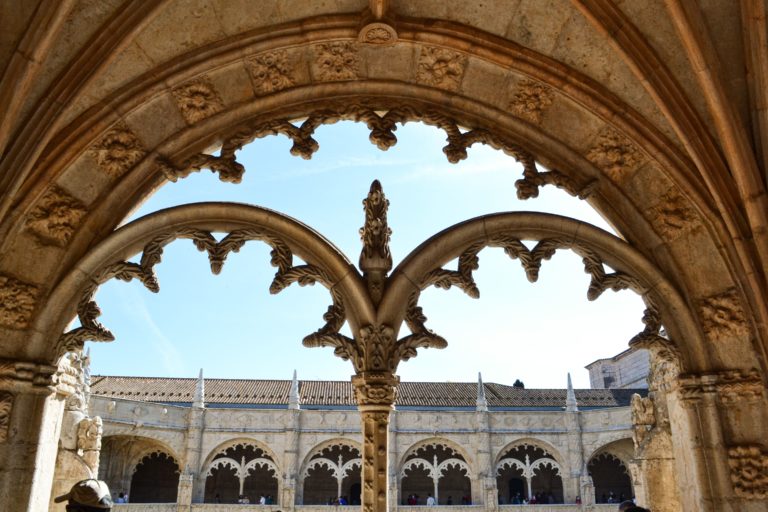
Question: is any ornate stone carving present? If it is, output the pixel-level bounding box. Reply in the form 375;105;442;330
359;180;392;304
25;185;87;246
0;359;57;390
679;369;765;406
352;372;398;405
0;274;39;329
398;292;448;363
631;394;656;448
515;163;597;200
645;188;698;241
508;79;555;125
585;128;643;180
416;46;468;91
0;391;13;442
359;324;395;372
58;227;346;359
171;76;223;124
358;23;397;45
360;410;391;512
88;122;145;178
313;42;359;81
247;50;296;95
727;445;768;499
78;416;103;472
698;289;749;340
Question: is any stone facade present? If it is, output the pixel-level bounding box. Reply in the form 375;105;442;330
585;349;650;390
84;374;639;511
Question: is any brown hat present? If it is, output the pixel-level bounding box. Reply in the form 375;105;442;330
54;479;113;509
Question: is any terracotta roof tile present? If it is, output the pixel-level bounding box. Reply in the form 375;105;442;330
90;376;643;409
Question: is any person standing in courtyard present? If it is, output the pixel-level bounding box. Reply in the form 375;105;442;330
426;494;436;506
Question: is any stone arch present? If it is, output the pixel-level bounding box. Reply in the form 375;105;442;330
495;439;564;504
98;435;181;503
494;438;565;468
299;438;362;505
202;438;280;505
130;451;180;503
201;438;281;475
587;438;636;504
399;437;473;506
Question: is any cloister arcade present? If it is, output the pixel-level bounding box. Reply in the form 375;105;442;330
2;2;767;511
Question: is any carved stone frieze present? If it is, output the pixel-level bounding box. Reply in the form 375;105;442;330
508;79;555;125
0;391;13;442
645;188;698;241
585;128;643;180
416;46;468;91
313;42;359;81
171;76;224;124
88;122;145;178
679;369;765;406
727;445;768;499
698;289;749;340
0;359;57;391
247;50;296;95
25;185;87;246
358;22;397;45
0;274;39;329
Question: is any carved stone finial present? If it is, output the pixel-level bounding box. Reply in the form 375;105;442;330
566;373;578;412
289;369;301;410
359;180;392;305
193;368;205;409
476;372;488;412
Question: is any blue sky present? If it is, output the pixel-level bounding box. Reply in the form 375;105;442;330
87;121;645;388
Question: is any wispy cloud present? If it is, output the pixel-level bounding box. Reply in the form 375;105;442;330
118;286;185;375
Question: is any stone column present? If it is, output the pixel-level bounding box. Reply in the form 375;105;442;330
186;406;206;503
0;359;61;512
282;408;300;510
177;472;193;512
388;409;399;508
352;371;398;512
473;410;496;511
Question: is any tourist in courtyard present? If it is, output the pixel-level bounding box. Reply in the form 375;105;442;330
426;493;435;506
54;479;114;511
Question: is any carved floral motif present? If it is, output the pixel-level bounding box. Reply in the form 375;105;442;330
645;188;698;240
313;42;359;81
586;128;643;180
416;46;468;91
0;392;13;442
171;76;223;124
25;185;87;246
88;123;145;178
247;50;296;95
728;445;768;499
698;289;749;340
358;23;397;45
509;79;555;125
0;274;39;329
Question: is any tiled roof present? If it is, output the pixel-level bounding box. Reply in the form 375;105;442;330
91;375;644;409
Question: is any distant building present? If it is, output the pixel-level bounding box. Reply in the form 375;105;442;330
585;348;650;390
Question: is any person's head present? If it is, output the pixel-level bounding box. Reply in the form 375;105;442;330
618;500;636;511
54;479;113;511
624;508;650;512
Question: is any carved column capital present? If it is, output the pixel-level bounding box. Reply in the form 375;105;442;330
678;369;765;407
0;358;58;394
352;371;399;408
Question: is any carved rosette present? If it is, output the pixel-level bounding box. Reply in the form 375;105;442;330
585;128;643;180
0;274;39;329
171;76;224;124
88;123;145;178
698;289;749;340
358;22;397;45
416;46;468;91
0;391;13;442
645;187;698;241
312;42;359;81
508;79;555;125
727;445;768;499
25;185;87;246
247;50;296;95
